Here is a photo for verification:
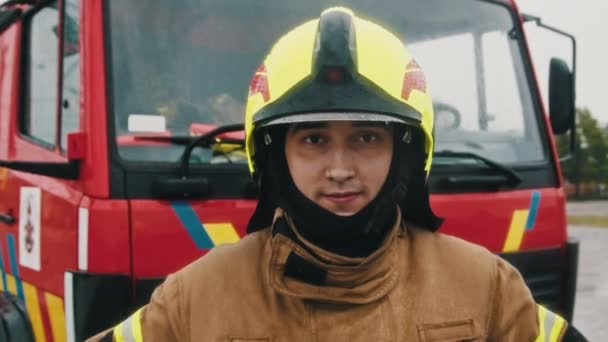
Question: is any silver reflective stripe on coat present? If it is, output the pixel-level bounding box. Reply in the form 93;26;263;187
112;308;143;342
121;315;136;342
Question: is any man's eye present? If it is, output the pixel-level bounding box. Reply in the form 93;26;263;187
359;133;378;143
304;135;324;144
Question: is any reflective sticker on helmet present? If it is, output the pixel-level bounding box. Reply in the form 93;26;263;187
402;59;427;101
248;64;270;103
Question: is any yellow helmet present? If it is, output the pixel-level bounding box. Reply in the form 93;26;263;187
245;7;435;178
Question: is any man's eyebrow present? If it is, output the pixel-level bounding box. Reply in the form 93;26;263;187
289;122;328;132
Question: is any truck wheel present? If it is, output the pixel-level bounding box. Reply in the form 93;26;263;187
0;292;35;342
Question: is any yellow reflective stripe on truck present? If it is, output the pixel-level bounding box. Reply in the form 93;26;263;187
45;292;67;342
502;192;542;252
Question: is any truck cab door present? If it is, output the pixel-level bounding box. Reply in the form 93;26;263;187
0;1;82;341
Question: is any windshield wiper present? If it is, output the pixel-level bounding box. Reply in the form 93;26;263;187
434;150;522;188
149;123;245;199
132;128;244;147
178;123;245;177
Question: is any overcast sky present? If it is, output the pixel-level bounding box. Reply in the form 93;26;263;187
516;0;608;125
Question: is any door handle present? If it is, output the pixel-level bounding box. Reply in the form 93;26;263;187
0;212;15;225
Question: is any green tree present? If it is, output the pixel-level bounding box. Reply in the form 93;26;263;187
557;108;608;197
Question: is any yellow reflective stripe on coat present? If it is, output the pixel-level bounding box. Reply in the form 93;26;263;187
113;308;144;342
535;305;567;342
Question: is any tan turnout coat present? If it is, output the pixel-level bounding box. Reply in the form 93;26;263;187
88;210;567;341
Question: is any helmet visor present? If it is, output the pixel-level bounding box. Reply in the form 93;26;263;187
262;112;415;127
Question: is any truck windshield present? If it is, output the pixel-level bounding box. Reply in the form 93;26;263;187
107;0;546;166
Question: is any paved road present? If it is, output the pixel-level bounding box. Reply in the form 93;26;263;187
569;225;608;341
567;201;608;216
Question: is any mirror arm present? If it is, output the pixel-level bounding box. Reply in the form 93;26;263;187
559;120;577;164
539;25;576;95
558;108;577;164
0;160;79;179
523;14;577;164
559;153;573;164
548;25;577;163
523;14;577;101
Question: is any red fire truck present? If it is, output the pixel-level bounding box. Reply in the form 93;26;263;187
0;0;578;341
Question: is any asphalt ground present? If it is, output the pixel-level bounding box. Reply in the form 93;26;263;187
569;225;608;342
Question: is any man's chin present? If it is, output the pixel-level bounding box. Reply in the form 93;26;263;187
330;212;353;217
321;203;366;217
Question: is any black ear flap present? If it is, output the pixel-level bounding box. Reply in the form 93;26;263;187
246;157;281;233
397;127;444;231
247;126;289;233
400;177;444;232
246;192;277;233
247;166;281;233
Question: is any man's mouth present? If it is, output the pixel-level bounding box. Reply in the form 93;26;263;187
322;191;362;204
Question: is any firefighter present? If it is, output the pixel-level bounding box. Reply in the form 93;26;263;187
88;7;586;342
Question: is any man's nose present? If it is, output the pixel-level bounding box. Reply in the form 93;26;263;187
325;149;355;183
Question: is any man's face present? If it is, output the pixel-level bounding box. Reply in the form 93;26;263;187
285;121;393;216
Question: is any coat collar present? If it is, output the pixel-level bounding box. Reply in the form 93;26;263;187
267;208;406;304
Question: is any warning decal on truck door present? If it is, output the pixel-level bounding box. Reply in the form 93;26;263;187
19;187;41;271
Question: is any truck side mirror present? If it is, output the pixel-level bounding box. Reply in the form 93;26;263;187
549;57;574;135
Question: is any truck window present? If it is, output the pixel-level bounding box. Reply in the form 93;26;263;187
24;1;59;147
60;0;80;151
408;34;479;130
482;31;525;133
107;0;547;166
481;30;543;162
408;23;545;164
